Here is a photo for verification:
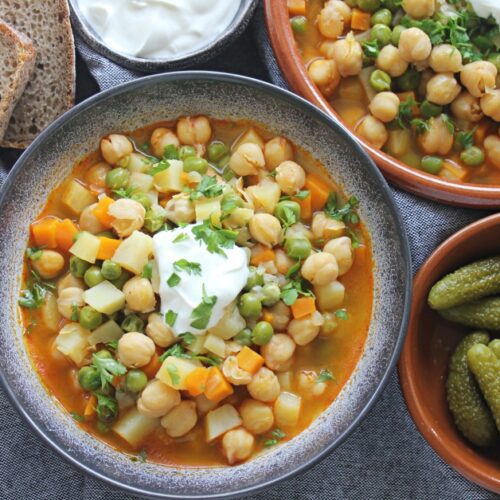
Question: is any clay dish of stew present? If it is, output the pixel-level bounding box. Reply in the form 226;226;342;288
264;1;500;209
399;213;500;494
0;72;410;498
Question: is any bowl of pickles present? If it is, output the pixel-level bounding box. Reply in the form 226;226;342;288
399;213;500;493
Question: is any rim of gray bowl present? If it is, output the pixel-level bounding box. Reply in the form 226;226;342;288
69;0;259;72
0;71;412;499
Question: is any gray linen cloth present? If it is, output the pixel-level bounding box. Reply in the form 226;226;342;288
0;4;496;499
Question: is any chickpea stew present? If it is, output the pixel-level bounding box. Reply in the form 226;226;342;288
289;0;500;184
20;116;373;467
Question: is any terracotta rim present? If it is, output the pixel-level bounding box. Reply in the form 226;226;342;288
399;213;500;493
264;0;500;208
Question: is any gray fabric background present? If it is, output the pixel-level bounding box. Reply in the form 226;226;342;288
0;3;496;499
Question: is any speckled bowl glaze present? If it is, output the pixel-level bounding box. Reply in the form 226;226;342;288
0;72;411;498
69;0;258;72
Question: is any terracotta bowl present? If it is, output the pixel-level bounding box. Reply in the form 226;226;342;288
264;0;500;209
399;213;500;493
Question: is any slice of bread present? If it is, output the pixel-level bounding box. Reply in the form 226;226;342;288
0;21;36;143
0;0;75;149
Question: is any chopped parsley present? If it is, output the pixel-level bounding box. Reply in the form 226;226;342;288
285;260;301;279
395;97;417;129
137;450;148;463
167;273;181;287
113;186;136;199
335;309;349;320
264;428;286;447
189;175;224;201
70;411;85;422
179;332;196;346
190;285;217;330
455;127;477;150
277;204;299;228
163;144;179;160
173;259;202;276
106;340;118;351
191;220;238;258
317;369;336;384
165;310;178;327
280;277;314;306
70;304;80;321
324;194;360;225
294;190;310;200
94;392;118;421
91;353;127;389
19;283;46;309
173;233;189;243
411;118;430;135
26;246;44;261
141;261;153;279
149;158;171;176
361;39;380;59
441;114;455;134
159;343;221;366
166;364;180;386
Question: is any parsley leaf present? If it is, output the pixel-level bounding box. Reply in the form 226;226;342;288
264;428;287;447
411;118;430;135
361;39;380;59
277;204;299;228
70;411;85;422
26;246;44;261
149;159;171;176
70;304;80;321
166;364;181;386
159;343;221;366
163;144;179;160
167;273;181;287
94;392;118;421
455;127;477;150
141;261;153;279
173;233;189;243
189;175;224;201
190;285;217;330
165;310;178;327
395;97;417;129
137;450;148;463
174;259;202;276
106;340;118;351
294;190;310;200
317;369;336;384
335;309;349;320
280;278;314;306
441;114;455;134
113;186;136;199
91;353;127;389
324;194;360;225
179;332;196;345
19;283;46;309
191;220;238;258
285;260;301;278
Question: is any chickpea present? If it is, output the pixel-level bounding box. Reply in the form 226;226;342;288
150;128;180;158
222;428;255;465
57;273;84;295
376;45;408;78
297;370;327;398
308;58;341;97
161;400;198;437
286;222;313;241
267;301;291;331
311;212;345;240
247;367;281;402
240;399;274;434
330;33;363;77
165;197;195;225
123;276;156;313
301;252;339;286
261;334;296;372
230;142;265;176
85;162;110;189
100;134;133;166
314;280;345;312
222;356;253;385
79;203;106;234
117;331;155;368
320;312;339;337
317;2;349;40
450;91;483;123
480;90;500;122
484;135;500;169
264;137;294;170
369;92;400;123
176;116;212;146
429;44;462;73
31;250;64;280
145;313;176;348
108;198;146;238
402;0;435;19
323;237;353;275
426;73;461;106
398;28;432;63
137;379;181;418
356;115;388;150
288;312;324;346
275;248;295;275
275;161;306;195
417;116;454;156
57;287;84;319
460;61;497;98
249;213;282;247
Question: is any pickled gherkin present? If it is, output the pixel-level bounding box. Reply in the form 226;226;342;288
438;296;500;330
467;343;500;432
446;332;498;447
428;256;500;310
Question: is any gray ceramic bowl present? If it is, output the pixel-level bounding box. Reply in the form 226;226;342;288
69;0;258;72
0;72;411;498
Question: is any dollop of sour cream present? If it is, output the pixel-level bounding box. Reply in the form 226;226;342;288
77;0;241;60
468;0;500;25
153;225;249;337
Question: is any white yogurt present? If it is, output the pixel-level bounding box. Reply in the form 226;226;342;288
77;0;241;59
153;225;249;337
468;0;500;25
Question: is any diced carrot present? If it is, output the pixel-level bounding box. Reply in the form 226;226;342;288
305;173;330;212
262;310;274;323
112;375;123;388
204;367;234;403
142;353;163;380
96;237;121;260
291;297;317;319
293;192;312;220
92;195;115;228
31;217;61;248
287;0;306;16
84;394;97;418
56;218;79;252
250;246;275;266
237;346;265;375
185;367;210;397
474;121;490;146
351;8;371;31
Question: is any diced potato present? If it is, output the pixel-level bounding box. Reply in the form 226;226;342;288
186;334;208;355
274;391;302;427
83;281;125;315
128;172;154;192
40;291;61;332
386;129;411;157
195;198;221;225
88;320;124;346
204;333;226;358
61;180;97;215
153;159;184;193
205;404;242;442
232;128;265;151
277;371;293;392
223;207;254;229
338;77;365;101
208;304;246;340
358;67;376;102
246;181;281;214
128;153;152;173
69;231;101;264
112;407;160;448
156;356;202;390
112;230;154;274
145;191;159;206
55;323;90;365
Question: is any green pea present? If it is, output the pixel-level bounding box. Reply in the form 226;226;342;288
487;53;500;72
95;393;118;423
396;68;421;91
420;100;443;119
219;155;231;170
358;0;381;12
121;314;144;333
291;16;307;35
125;370;148;393
183;156;208;174
245;266;265;291
101;260;122;281
274;200;301;225
94;349;112;360
70;256;91;278
472;35;494;52
207;141;229;163
97;230;114;238
369;69;392;92
382;0;401;11
391;25;406;45
421;156;443;174
131;192;152;210
370;24;392;46
238;293;262;319
371;8;392;26
252;321;274;346
262;283;281;307
144;205;167;233
111;270;132;290
234;328;253;346
84;266;104;288
79;306;103;330
285;237;311;259
78;366;101;391
460;146;485;167
105;168;129;190
179;145;197;160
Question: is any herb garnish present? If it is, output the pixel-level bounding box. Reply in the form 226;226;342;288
174;259;202;276
264;428;286;447
163;144;179;160
191;220;238;258
411;118;430;135
190;285;217;330
165;310;178;327
91;353;127;389
94;392;118;421
455;127;477;150
173;233;189;243
361;39;380;59
179;332;196;346
167;273;181;287
113;186;136;199
159;342;221;366
149;158;171;176
324;194;359;225
189;175;224;201
441;113;455;134
19;283;46;309
26;246;44;261
70;303;80;321
141;261;153;279
70;411;85;422
166;364;181;385
395;97;417;129
317;369;336;384
335;309;349;320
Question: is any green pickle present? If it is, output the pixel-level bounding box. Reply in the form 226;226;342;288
467;342;500;432
428;256;500;310
438;296;500;330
